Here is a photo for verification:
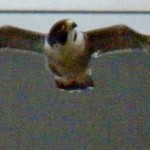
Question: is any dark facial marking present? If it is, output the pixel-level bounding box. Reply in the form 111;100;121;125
47;28;68;47
47;20;70;47
73;31;77;41
47;19;77;47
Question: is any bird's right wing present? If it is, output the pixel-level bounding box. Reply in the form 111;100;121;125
0;26;45;54
84;25;150;56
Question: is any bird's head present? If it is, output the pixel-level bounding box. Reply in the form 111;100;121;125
47;19;77;47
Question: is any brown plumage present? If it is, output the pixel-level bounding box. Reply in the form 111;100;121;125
85;25;150;55
0;26;45;53
0;19;149;90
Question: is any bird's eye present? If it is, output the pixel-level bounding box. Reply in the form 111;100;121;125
57;25;65;33
61;25;65;31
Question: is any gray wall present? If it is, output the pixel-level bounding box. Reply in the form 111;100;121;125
0;48;149;149
0;13;150;150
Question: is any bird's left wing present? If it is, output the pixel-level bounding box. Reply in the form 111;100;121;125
84;25;150;56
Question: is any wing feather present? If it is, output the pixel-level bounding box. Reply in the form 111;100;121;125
84;25;150;56
0;26;45;53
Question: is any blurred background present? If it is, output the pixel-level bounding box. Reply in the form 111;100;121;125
0;1;150;149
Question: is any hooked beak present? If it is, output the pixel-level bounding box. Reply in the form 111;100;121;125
66;20;77;30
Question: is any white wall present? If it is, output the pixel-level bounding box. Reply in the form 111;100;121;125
0;0;149;11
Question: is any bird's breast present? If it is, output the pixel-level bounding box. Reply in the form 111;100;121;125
50;47;89;78
44;33;89;77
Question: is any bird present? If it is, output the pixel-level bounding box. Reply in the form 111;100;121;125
0;19;150;90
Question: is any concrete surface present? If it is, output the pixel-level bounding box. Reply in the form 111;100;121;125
0;48;150;149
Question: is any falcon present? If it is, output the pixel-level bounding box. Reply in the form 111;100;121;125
0;19;149;90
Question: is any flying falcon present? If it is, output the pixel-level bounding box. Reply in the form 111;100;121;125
0;19;150;90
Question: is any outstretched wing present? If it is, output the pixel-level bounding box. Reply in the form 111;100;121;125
0;26;45;54
84;25;150;56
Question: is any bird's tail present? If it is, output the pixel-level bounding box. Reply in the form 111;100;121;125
55;69;94;90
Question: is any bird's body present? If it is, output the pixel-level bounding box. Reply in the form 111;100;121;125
44;28;92;89
0;19;150;90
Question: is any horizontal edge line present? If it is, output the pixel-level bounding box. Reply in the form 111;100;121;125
0;10;150;14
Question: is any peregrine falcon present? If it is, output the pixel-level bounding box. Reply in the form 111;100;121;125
0;19;149;90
